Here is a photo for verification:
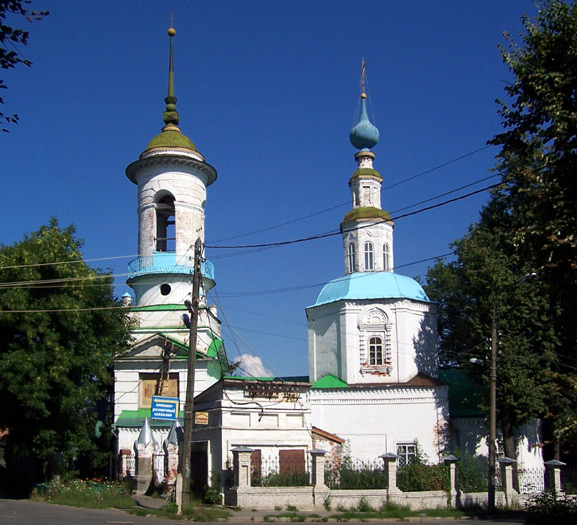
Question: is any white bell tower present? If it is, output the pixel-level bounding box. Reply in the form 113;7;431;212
124;27;218;333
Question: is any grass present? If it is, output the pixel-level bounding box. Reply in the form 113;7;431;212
38;478;138;510
129;502;231;521
329;500;467;520
37;478;231;521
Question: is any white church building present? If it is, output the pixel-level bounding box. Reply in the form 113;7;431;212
113;29;542;497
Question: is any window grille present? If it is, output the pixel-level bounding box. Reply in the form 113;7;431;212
396;443;416;467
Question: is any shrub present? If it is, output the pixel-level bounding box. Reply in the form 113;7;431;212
449;448;487;493
252;470;309;487
396;447;448;492
525;490;577;524
357;496;373;512
203;485;222;505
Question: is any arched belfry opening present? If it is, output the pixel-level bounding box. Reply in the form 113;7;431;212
155;193;175;252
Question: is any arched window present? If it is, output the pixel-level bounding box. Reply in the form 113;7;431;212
348;243;356;273
364;242;374;270
369;336;383;365
156;194;175;252
383;243;390;271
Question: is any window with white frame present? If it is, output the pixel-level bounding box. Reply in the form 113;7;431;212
396;443;417;467
364;242;374;270
369;336;384;365
383;242;390;271
348;243;356;273
358;308;393;374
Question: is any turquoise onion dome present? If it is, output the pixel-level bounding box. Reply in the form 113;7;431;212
349;93;379;150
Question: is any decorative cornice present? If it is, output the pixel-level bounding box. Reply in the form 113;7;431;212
126;154;216;186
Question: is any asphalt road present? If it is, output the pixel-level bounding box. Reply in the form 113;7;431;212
0;499;174;525
0;499;527;525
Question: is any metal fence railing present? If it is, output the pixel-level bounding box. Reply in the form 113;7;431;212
125;454;135;477
324;458;386;490
518;468;545;493
251;454;311;487
562;468;577;494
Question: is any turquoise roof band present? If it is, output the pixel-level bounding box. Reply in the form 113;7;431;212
311;272;431;307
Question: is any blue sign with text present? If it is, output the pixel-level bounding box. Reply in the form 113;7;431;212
151;396;179;421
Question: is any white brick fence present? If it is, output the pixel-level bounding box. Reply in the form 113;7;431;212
225;448;568;510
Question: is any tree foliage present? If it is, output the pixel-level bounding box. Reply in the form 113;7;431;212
426;198;555;459
491;0;577;454
491;0;577;344
0;0;48;131
0;220;131;479
426;0;577;460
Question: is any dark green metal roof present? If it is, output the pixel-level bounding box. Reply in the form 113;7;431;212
439;368;485;418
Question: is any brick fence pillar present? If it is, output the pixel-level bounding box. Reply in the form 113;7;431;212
544;459;566;493
498;457;517;505
232;446;254;488
309;449;328;489
118;449;133;479
443;455;459;495
379;452;401;494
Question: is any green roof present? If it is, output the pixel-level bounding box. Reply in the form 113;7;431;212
144;128;197;153
342;207;392;224
115;408;183;428
439;368;485;418
350;167;382;180
311;374;349;389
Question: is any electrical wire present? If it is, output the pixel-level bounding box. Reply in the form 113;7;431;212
206;181;503;250
209;145;492;244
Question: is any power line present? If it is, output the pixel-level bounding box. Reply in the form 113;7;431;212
0;305;126;314
0;254;137;271
207;181;502;250
209;144;492;243
382;145;492;191
0;250;454;298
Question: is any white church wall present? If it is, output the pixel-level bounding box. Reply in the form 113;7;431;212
308;303;342;382
450;417;544;470
113;360;215;423
394;304;438;382
308;298;437;387
310;386;449;464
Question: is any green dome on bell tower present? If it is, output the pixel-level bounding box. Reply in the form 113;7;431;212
140;26;199;158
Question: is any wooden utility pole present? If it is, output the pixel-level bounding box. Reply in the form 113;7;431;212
488;302;497;512
181;238;202;511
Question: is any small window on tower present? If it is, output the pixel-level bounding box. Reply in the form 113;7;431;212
364;242;374;270
363;185;371;205
383;243;391;271
348;243;356;273
160;283;171;296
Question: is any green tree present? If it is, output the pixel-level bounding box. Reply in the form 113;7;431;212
427;0;577;461
490;0;577;457
426;198;555;461
0;220;131;483
1;0;48;131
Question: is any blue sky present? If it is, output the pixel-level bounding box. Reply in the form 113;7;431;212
0;0;537;377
